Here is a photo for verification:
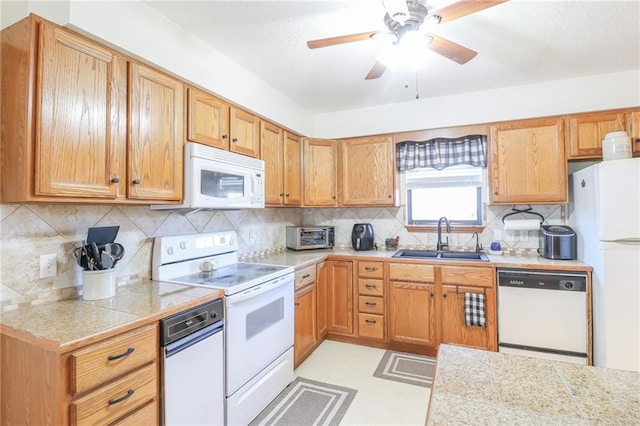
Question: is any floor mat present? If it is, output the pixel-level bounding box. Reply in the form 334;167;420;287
250;377;357;426
373;350;436;388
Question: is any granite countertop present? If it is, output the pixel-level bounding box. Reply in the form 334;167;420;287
244;248;592;272
0;281;223;352
427;344;639;425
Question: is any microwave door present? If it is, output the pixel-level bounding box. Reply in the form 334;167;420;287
192;158;251;208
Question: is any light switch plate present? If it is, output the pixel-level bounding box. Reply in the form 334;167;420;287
40;253;57;278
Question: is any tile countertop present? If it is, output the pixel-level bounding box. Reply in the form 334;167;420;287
427;344;639;425
244;248;592;272
0;281;224;352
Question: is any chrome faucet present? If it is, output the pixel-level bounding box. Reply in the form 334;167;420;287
472;231;483;253
436;217;450;251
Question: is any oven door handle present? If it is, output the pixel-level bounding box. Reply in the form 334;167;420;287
227;276;291;305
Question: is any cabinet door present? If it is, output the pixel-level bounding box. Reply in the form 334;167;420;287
625;109;640;156
186;87;229;150
294;284;316;367
341;136;395;206
303;139;338;206
129;63;183;200
260;121;284;205
316;261;328;339
326;260;353;335
389;281;436;346
567;111;626;159
440;285;496;351
283;132;302;206
37;24;126;198
489;117;567;204
229;107;260;158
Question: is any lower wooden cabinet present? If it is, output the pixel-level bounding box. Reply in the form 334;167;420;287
389;279;437;346
355;261;385;341
294;284;317;367
316;261;328;340
325;260;354;335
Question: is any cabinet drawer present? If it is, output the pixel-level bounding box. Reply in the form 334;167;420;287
295;265;316;290
358;314;384;340
71;363;157;426
388;263;434;283
358;278;384;296
358;261;384;278
71;324;158;394
359;296;384;315
111;400;158;426
441;266;494;288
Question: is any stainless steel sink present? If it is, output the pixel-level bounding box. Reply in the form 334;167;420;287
392;249;490;262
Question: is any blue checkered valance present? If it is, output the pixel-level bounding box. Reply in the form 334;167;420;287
396;135;487;171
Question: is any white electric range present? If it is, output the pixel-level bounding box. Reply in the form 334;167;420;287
153;231;294;426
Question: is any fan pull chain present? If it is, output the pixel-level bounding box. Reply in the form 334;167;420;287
415;72;420;99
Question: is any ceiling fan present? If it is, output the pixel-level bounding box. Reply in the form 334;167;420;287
307;0;508;80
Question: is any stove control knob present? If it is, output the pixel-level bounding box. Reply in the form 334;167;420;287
201;261;213;272
211;311;218;319
167;247;174;255
179;242;187;250
220;236;226;244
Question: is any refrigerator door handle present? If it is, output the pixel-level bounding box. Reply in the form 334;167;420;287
600;238;640;244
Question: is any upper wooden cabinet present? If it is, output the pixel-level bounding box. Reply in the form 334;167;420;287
229;107;260;158
186;86;230;150
128;62;184;201
341;136;395;206
625;109;640;156
567;111;626;159
260;123;302;206
489;117;567;204
1;16;127;202
303;139;339;206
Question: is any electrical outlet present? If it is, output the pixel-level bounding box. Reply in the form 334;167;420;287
40;254;57;278
520;230;529;241
493;230;502;241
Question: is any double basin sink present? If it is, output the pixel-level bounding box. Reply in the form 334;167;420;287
392;249;490;262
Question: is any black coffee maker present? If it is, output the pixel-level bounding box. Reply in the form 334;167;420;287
351;223;374;251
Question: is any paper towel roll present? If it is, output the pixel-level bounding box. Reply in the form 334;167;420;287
503;219;541;231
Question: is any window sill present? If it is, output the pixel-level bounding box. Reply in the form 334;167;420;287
405;225;486;233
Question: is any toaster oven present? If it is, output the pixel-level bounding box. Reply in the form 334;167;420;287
286;226;335;250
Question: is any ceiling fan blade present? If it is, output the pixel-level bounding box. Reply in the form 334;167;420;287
429;0;508;24
365;60;387;80
426;34;477;65
307;31;380;49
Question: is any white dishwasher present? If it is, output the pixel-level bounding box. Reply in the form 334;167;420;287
497;269;589;365
161;299;224;425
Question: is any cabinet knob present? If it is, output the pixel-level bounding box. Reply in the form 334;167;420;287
222;134;228;139
295;302;300;306
232;138;238;143
388;194;392;198
430;292;434;298
132;179;141;185
111;176;120;184
285;193;290;197
332;195;336;199
443;294;447;298
279;193;284;197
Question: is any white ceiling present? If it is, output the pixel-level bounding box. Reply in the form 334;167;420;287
144;0;640;114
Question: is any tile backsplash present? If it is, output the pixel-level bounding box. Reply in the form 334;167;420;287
0;203;563;312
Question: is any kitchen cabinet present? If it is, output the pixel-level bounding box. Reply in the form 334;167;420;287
325;260;354;336
261;123;302;206
440;266;497;351
0;15;127;202
388;263;437;347
625;109;640;156
567;111;626;159
0;323;159;425
341;136;395;206
128;62;184;201
489;117;567;204
356;261;385;340
186;86;230;150
229;107;260;158
294;283;317;368
316;261;329;340
303;139;339;207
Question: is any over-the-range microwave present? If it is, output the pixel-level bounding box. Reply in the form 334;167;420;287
152;142;265;211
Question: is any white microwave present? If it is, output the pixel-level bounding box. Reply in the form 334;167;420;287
153;143;265;211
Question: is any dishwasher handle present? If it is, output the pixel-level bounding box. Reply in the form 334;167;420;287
165;320;223;358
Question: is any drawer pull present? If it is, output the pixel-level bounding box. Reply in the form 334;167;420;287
365;284;376;289
302;274;311;279
365;302;376;306
108;389;134;406
365;267;377;272
365;319;377;324
107;347;135;361
295;302;300;306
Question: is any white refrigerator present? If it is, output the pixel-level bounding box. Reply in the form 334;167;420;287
568;157;640;372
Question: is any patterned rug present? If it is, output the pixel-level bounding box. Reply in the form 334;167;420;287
373;350;436;388
250;377;357;426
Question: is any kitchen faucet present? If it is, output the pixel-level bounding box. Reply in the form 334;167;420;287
472;231;483;253
436;217;450;251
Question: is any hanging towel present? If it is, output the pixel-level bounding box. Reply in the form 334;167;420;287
464;292;486;327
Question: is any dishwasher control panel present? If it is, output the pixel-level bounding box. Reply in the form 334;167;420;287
497;269;587;292
160;298;224;346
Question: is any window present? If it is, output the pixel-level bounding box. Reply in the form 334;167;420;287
405;165;484;226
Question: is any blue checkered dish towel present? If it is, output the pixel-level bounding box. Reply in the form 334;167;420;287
464;292;486;327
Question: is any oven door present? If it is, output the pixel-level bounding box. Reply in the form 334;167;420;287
189;156;261;209
225;274;294;396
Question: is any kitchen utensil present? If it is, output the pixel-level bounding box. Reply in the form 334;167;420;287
87;226;120;245
108;243;125;266
101;251;114;269
89;242;103;270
